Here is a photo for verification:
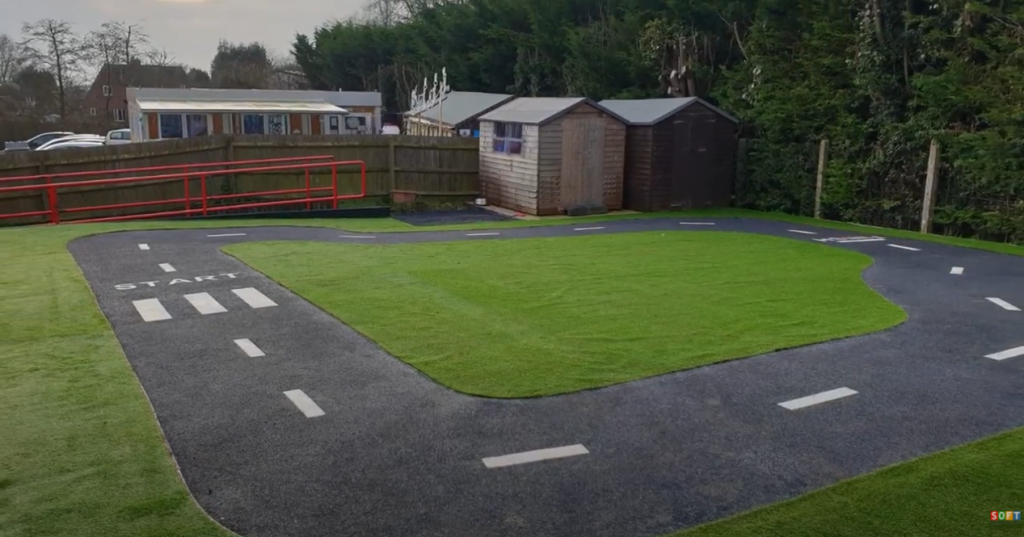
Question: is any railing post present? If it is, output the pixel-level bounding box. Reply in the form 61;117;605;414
305;168;311;211
332;164;338;209
361;161;367;199
184;168;191;215
201;174;208;216
47;184;59;224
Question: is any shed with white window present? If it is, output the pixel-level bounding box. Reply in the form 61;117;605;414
477;97;627;216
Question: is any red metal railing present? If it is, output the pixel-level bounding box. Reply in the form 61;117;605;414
0;160;366;224
0;155;338;185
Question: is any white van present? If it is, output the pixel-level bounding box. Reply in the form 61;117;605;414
105;128;132;145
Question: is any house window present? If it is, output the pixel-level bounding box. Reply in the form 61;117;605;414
267;114;286;135
243;114;265;134
159;114;183;138
102;85;112;97
492;122;523;154
89;108;97;116
187;114;208;137
113;108;126;122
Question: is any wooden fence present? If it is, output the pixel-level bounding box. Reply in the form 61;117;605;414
0;134;480;224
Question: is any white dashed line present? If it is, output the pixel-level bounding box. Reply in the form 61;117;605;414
233;338;265;357
950;267;964;275
283;390;325;418
888;244;921;251
986;346;1024;361
232;287;278;309
207;233;247;237
466;232;500;236
339;235;377;239
482;444;589;469
788;229;817;235
184;292;228;315
679;222;716;226
986;298;1021;312
132;298;171;322
138;243;150;250
159;263;176;273
574;227;605;231
778;387;858;410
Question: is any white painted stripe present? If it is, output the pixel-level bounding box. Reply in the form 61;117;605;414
678;222;716;226
986;297;1021;312
232;287;278;309
184;292;228;315
207;233;247;237
339;235;376;239
574;226;605;231
778;387;858;410
132;298;172;322
836;237;886;243
985;346;1024;361
466;232;500;236
283;390;325;418
159;263;176;273
482;444;589;469
788;229;817;235
138;243;150;250
888;244;921;251
233;338;265;357
950;266;964;275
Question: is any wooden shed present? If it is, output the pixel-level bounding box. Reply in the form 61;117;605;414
599;98;738;211
477;97;627;216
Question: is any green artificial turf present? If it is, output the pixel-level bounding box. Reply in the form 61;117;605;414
226;231;906;397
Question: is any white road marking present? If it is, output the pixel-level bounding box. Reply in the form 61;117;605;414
233;338;265;357
950;267;964;275
574;226;605;231
184;292;228;315
678;222;716;226
232;287;278;309
283;390;325;418
813;237;887;243
888;244;921;251
132;298;172;322
207;233;247;237
466;232;500;236
788;229;817;235
159;263;176;273
986;297;1021;312
482;444;589;469
985;346;1024;361
339;235;376;239
778;387;858;410
138;243;150;250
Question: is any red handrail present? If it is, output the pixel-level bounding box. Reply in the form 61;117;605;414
0;155;338;185
0;159;367;225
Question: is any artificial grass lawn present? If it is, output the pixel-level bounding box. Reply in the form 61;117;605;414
227;231;906;397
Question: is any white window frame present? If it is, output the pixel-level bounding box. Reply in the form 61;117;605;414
102;85;112;97
156;113;213;139
113;108;126;122
492;122;524;155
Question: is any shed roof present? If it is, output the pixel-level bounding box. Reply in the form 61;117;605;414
598;97;738;125
479;97;627;126
127;87;381;108
137;99;347;114
405;91;513;127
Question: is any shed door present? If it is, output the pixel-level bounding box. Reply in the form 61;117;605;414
560;118;606;210
670;120;691;207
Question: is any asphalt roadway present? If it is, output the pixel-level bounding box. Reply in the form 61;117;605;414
68;217;1024;537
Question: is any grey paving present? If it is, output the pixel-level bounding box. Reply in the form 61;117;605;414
67;217;1024;537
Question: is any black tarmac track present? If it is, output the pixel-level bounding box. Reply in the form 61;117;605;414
67;217;1024;537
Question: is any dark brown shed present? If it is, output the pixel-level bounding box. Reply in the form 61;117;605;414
599;98;738;211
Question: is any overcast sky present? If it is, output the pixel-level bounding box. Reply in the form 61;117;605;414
0;0;362;71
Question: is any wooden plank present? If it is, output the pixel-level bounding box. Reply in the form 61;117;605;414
920;138;940;233
815;139;829;219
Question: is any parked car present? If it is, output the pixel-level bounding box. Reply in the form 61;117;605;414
105;128;132;145
3;131;74;152
36;135;105;151
39;139;106;151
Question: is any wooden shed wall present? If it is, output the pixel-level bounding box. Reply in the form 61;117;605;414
673;103;736;209
537;103;626;215
622;126;654;211
478;121;540;213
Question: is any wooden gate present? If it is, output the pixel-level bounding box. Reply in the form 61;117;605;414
670;119;691;207
560;118;605;210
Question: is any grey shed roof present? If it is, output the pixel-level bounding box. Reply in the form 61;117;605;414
598;97;738;125
479;97;627;126
405;91;513;126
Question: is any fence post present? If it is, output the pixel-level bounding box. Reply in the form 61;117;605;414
814;139;829;219
37;162;49;223
388;137;397;194
920;138;941;234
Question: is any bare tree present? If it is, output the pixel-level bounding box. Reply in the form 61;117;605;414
361;0;407;26
0;34;28;84
21;19;86;119
147;48;176;67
